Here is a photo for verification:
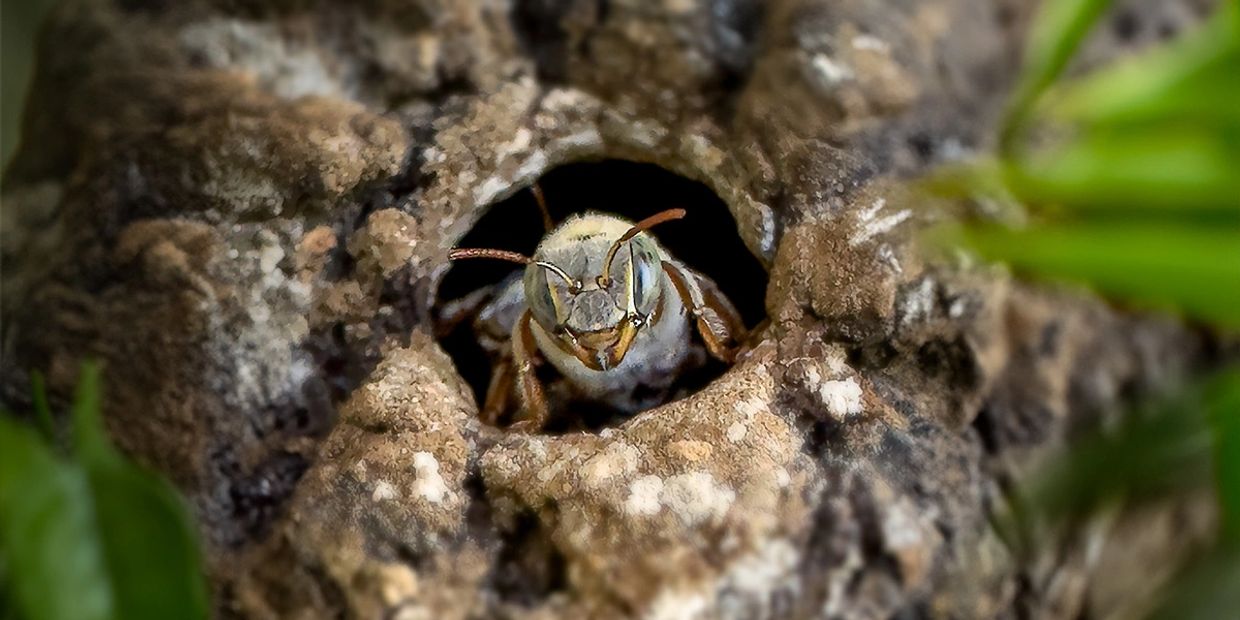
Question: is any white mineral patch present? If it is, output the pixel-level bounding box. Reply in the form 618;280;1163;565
860;197;886;221
720;539;800;601
514;150;548;181
852;34;891;52
643;539;800;620
661;472;735;526
758;203;778;256
411;451;448;504
496;127;533;160
949;297;968;319
818;378;863;419
626;118;670;149
810;54;855;84
372;480;399;502
664;0;696;15
552;128;605;151
645;589;709;620
526;437;549;460
582;442;640;486
901;278;936;326
882;500;924;550
542;87;589;112
681;134;724;170
472;175;508;208
728;396;766;443
179;19;342;100
775;468;792;488
734;396;764;419
852;198;912;246
822;346;849;375
726;421;748;443
626;475;664;516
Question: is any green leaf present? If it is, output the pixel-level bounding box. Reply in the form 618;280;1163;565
0;365;209;620
1146;545;1240;620
85;459;210;619
30;370;55;442
1029;397;1212;520
955;223;1240;329
0;419;113;620
1049;15;1240;129
71;362;112;464
1207;370;1240;543
1007;128;1240;216
992;372;1226;558
1001;0;1114;152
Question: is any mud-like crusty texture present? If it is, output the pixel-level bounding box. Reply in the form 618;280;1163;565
0;0;1220;618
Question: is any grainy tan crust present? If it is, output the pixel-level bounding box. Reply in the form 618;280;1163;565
0;0;1218;618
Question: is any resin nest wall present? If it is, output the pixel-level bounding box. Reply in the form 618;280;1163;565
0;0;1217;618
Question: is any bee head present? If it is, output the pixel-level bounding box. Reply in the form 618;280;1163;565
449;209;684;372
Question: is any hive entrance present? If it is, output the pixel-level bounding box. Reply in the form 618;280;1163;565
435;160;768;432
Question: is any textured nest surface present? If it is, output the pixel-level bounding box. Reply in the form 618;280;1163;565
0;0;1219;618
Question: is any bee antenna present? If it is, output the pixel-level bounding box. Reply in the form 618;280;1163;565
531;183;554;232
447;248;580;290
447;248;532;264
598;208;686;288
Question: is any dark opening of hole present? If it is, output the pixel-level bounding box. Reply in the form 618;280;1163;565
435;160;769;433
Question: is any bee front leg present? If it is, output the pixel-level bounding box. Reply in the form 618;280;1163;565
662;262;747;363
481;355;515;427
508;309;550;433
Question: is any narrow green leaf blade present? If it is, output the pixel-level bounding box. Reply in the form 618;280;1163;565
958;223;1240;329
1050;14;1240;128
1007;129;1240;215
1002;0;1114;151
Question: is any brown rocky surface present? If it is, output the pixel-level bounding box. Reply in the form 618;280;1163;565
0;0;1220;618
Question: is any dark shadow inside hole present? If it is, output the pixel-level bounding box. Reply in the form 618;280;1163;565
435;160;769;432
490;508;568;606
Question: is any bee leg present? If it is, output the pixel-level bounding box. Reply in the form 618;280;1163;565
508;310;550;433
435;285;497;338
662;262;747;363
480;354;515;426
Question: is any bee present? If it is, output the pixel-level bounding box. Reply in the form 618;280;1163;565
445;186;747;432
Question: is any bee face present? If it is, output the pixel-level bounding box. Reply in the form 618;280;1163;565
523;216;665;371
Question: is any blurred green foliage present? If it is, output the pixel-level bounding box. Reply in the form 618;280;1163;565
1;0;61;169
0;364;209;620
939;0;1240;616
941;1;1240;328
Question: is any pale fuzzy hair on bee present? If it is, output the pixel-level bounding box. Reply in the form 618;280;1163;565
533;212;667;282
539;212;640;250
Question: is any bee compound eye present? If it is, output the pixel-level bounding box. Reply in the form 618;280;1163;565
523;263;560;329
629;236;662;317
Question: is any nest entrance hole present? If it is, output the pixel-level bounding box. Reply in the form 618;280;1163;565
435;160;768;432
